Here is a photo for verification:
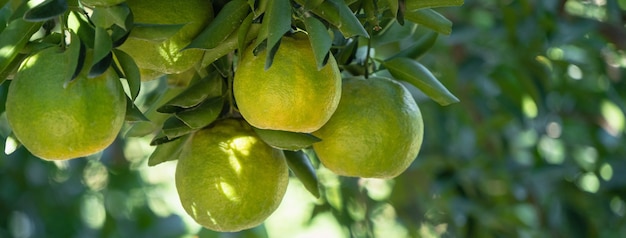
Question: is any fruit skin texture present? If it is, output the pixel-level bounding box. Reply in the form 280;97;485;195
175;119;289;232
6;47;127;160
312;77;424;178
233;34;342;133
118;0;213;78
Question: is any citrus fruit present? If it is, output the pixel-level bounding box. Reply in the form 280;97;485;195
6;46;127;160
233;33;342;133
118;0;213;79
175;119;289;232
80;0;124;7
312;77;424;178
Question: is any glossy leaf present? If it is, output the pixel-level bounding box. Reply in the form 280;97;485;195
202;24;260;66
186;0;249;50
89;27;113;77
175;96;224;129
384;57;459;105
237;12;254;56
385;30;438;60
65;32;83;81
302;0;324;10
162;116;194;139
254;0;291;69
112;49;141;100
295;0;369;38
88;52;112;78
284;150;321;198
404;9;452;35
67;11;95;48
406;0;464;11
148;134;191;166
0;18;42;83
125;96;149;122
253;127;321;151
111;24;131;47
157;73;223;113
303;15;332;70
90;5;130;29
128;23;185;42
23;0;67;22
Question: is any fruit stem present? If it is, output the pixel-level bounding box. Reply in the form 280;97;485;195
60;15;68;50
364;31;373;79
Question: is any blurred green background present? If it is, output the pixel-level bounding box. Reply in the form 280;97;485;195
2;0;626;237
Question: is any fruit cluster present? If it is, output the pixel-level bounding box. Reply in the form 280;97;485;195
1;0;460;233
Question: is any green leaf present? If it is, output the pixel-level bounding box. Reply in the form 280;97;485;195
284;150;320;198
404;9;452;35
386;0;399;19
202;23;260;66
302;0;324;10
237;12;254;56
253;127;321;151
0;80;10;113
385;30;438;60
90;4;130;29
255;0;291;69
162;116;194;139
383;57;459;105
88;52;112;78
67;11;95;48
90;26;113;77
303;15;332;70
175;96;224;129
0;18;42;84
406;0;464;11
295;0;369;38
64;32;82;81
128;23;185;42
148;134;191;166
0;53;25;81
111;24;131;47
125;96;149;122
23;0;67;22
157;73;223;113
112;49;141;100
185;0;249;50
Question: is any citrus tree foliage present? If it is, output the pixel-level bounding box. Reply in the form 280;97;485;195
1;0;625;237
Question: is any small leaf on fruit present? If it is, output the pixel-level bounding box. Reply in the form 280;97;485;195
158;73;223;113
125;96;149;122
294;0;369;38
148;134;190;166
113;49;141;100
284;150;321;198
253;127;321;151
185;0;249;50
175;96;224;129
303;15;332;70
162;116;195;139
88;52;112;78
384;57;459;105
255;0;291;69
90;26;113;77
